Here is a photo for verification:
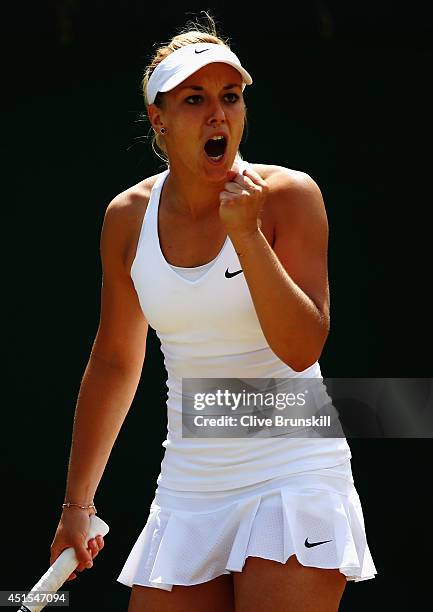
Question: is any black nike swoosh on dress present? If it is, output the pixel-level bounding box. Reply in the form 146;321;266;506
225;268;243;278
304;538;332;548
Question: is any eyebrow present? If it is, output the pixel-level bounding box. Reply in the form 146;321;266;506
178;83;242;91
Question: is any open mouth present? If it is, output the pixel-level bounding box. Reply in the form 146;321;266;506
204;135;227;162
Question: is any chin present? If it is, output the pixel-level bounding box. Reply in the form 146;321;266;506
201;152;235;180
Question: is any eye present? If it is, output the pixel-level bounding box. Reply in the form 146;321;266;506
185;95;203;104
224;92;240;103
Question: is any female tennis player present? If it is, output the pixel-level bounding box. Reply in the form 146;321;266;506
49;18;376;612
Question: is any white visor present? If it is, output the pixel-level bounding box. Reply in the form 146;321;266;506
146;43;253;105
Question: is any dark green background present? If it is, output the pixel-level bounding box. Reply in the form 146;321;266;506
2;2;432;610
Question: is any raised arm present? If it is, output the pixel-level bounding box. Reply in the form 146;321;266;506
221;166;330;372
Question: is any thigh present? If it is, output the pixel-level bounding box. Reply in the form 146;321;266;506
128;573;235;612
233;554;346;612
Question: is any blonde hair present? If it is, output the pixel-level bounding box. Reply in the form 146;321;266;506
141;13;245;163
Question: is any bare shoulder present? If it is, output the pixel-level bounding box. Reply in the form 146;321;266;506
250;163;327;226
101;173;162;274
251;163;321;194
104;173;161;223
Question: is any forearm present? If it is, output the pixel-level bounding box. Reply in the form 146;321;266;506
232;229;329;371
64;354;141;504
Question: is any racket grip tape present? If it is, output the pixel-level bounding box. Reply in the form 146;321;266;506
17;515;109;612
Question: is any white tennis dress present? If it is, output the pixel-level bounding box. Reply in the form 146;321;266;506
117;160;377;590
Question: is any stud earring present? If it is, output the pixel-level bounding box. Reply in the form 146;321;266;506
160;127;166;135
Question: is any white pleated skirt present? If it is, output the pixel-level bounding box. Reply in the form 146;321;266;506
117;459;377;591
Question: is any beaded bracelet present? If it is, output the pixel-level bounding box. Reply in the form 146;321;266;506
62;502;97;514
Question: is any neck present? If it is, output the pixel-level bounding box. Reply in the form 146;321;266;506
163;158;238;220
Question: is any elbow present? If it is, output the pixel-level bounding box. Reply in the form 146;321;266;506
272;344;322;372
276;327;329;373
284;356;321;373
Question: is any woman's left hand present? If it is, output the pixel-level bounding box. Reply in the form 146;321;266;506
219;168;269;242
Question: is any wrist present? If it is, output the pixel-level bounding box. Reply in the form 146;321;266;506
62;500;97;515
62;507;97;517
230;227;262;258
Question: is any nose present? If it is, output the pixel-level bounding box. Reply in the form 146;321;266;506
207;99;226;125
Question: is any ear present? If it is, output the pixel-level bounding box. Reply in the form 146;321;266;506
147;103;165;132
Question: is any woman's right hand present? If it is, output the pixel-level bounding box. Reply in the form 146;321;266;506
50;510;105;581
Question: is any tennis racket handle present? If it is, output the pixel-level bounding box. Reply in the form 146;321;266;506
18;515;109;612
